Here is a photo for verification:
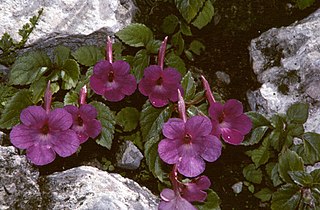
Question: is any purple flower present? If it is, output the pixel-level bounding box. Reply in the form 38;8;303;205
159;188;197;210
209;99;252;145
90;60;137;102
139;65;183;107
10;106;79;165
64;104;102;144
158;116;222;177
181;175;211;202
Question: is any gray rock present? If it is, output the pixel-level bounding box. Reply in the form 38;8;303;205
0;0;136;46
41;166;159;210
215;71;231;84
0;146;41;209
116;141;144;170
248;9;320;133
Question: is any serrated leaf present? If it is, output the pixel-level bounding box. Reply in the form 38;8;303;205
175;0;205;23
246;111;270;128
162;14;179;34
140;101;173;142
61;59;80;89
165;51;186;75
90;101;116;149
146;39;161;54
120;131;143;150
295;0;316;9
250;138;271;168
287;123;304;137
242;126;269;146
116;23;153;47
0;90;33;129
180;22;192;36
64;91;79;106
271;184;301;210
132;49;150;81
0;84;17;113
295;132;320;164
271;163;283;187
243;163;262;184
269;129;282;151
278;149;304;184
189;40;205;55
195;189;221;210
116;107;140;132
181;71;196;101
9;51;52;85
192;0;214;29
254;188;273;202
171;32;185;56
286;102;309;124
270;114;285;130
144;135;168;183
54;45;71;66
29;79;61;104
0;33;14;51
288;171;313;187
72;46;104;66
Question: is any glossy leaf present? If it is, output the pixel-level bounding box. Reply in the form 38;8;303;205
116;23;153;47
271;163;283;187
254;188;273;202
286;102;309;124
249;138;271;168
180;21;192;36
9;51;51;85
72;46;104;66
269;129;282;151
295;132;320;164
162;14;179;34
242;126;269;146
195;189;221;210
64;91;79;106
116;107;140;132
165;51;186;75
192;0;214;29
0;84;17;113
288;171;313;187
54;45;71;66
61;59;80;89
146;39;161;54
246;111;270;128
175;0;205;23
0;90;33;129
30;79;59;104
181;71;196;101
132;49;150;81
295;0;316;9
243;164;262;184
287;123;304;137
278;149;304;184
90;101;116;149
189;40;205;55
271;184;301;210
171;32;185;56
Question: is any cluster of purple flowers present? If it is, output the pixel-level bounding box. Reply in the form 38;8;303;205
10;83;101;165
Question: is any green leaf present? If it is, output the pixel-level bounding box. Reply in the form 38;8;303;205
116;107;140;132
269;129;282;151
181;71;196;101
64;91;79;106
254;188;273;202
278;149;304;183
195;189;221;210
29;77;47;104
189;40;206;56
146;39;161;54
187;105;207;117
132;49;150;81
162;15;179;34
9;51;51;85
191;0;214;29
0;84;17;113
140;101;173;142
287;123;304;137
119;131;143;150
54;45;71;66
295;132;320;164
180;22;192;36
0;33;14;51
61;59;80;90
270;114;285;130
0;90;33;129
243;164;263;184
90;101;116;149
286;102;309;124
165;51;186;75
72;46;104;66
295;0;316;9
288;171;313;187
271;184;301;210
175;0;205;23
144;135;168;183
242;126;269;146
171;32;185;56
249;137;271;168
116;23;153;47
271;163;283;187
246;111;270;128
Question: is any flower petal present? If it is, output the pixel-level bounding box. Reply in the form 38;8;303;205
20;106;47;128
162;67;182;84
112;60;130;76
221;128;244;145
168;84;183;103
90;76;106;95
210;118;222;137
48;108;73;130
158;138;181;164
197;135;222;162
143;65;162;81
178;147;205;177
93;60;111;79
103;88;125;102
195;175;211;190
85;119;102;139
26;144;56;165
186;116;212;138
79;104;98;120
208;102;224;120
10;125;37;149
119;74;137;95
159;196;197;210
162;118;185;139
227;114;252;135
160;188;175;201
149;91;169;107
223;99;243;117
52;130;79;157
64;105;78;118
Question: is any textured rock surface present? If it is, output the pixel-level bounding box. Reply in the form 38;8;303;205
0;0;136;46
116;141;144;170
41;166;159;210
0;146;41;210
248;8;320;133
